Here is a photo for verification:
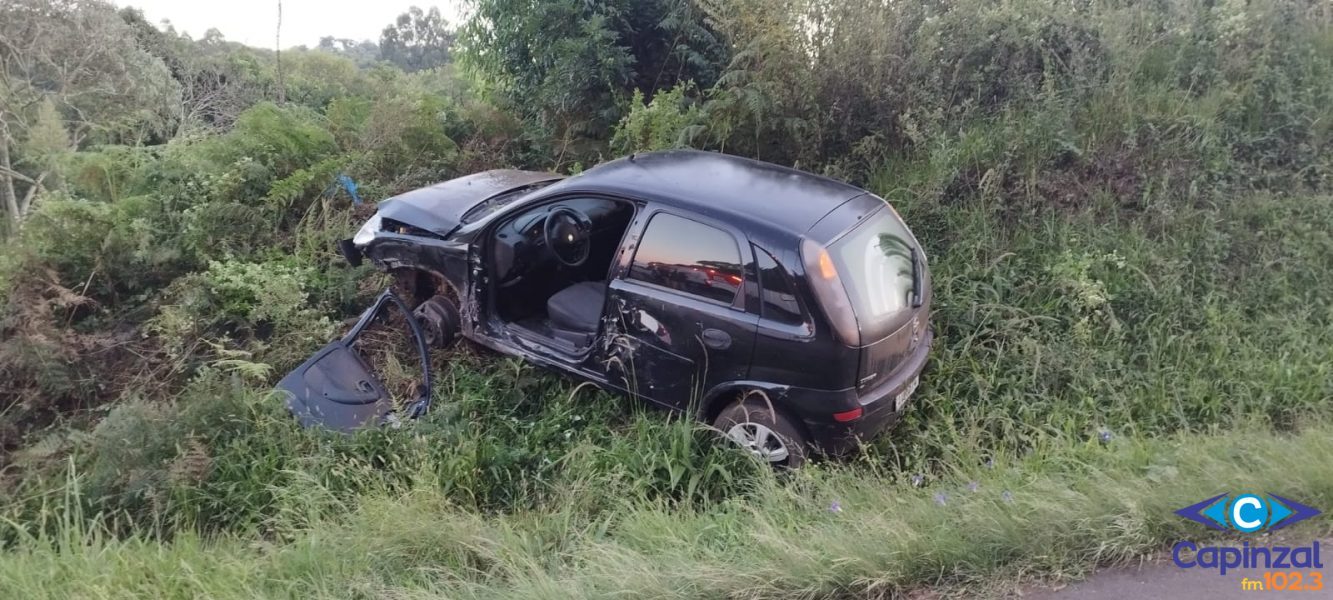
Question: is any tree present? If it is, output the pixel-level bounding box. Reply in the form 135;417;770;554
379;6;454;72
317;36;381;66
122;9;289;135
282;50;375;109
461;0;727;163
0;0;178;234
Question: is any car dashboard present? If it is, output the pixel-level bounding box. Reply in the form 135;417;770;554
490;197;631;284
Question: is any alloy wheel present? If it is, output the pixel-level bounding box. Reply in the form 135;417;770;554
725;422;790;463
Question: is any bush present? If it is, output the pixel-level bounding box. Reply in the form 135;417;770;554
610;83;704;154
355;94;460;185
15;196;193;301
203;103;337;183
152;259;334;371
905;1;1106;115
693;0;1331;194
62;145;159;203
180;202;272;262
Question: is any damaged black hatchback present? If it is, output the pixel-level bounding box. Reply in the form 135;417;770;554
301;150;932;466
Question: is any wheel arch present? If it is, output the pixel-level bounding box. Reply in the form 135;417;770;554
390;267;461;307
699;381;803;427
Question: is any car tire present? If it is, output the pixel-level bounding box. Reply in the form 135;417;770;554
713;397;808;468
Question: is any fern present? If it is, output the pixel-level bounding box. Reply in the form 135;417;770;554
210;359;274;383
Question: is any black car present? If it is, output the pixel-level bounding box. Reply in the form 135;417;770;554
282;150;932;466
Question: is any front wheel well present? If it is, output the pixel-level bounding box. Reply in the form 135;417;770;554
390;267;459;307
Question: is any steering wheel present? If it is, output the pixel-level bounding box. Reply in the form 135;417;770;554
544;206;593;267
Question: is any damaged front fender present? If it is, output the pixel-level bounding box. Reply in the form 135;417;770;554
276;289;433;432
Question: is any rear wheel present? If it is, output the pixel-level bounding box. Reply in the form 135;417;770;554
713;397;808;468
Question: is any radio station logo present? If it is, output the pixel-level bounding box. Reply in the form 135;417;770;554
1172;492;1324;593
1175;493;1320;533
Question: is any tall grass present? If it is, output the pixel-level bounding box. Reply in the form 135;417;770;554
870;191;1333;473
1;1;1331;595
4;421;1331;599
7;192;1329;536
2;190;1329;596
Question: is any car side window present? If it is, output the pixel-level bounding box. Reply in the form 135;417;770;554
628;212;742;304
753;245;805;325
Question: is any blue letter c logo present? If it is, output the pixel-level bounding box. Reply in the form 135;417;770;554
1230;494;1267;532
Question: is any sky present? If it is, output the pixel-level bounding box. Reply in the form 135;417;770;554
112;1;467;49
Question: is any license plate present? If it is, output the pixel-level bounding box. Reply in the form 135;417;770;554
895;376;919;412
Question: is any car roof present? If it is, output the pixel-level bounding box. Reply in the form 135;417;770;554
549;150;874;238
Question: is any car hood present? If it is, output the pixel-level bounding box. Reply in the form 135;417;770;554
375;169;562;236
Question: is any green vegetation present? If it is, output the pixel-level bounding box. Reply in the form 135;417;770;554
6;421;1333;598
1;0;1331;596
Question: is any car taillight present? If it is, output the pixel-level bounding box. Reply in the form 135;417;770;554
832;407;863;422
801;238;859;346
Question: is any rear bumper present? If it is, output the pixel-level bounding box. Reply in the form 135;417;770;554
793;329;933;455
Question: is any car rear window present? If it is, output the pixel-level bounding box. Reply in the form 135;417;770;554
829;207;917;337
629;213;742;304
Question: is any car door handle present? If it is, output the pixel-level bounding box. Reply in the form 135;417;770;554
701;328;731;350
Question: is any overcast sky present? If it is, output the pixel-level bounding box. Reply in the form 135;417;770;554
112;1;467;49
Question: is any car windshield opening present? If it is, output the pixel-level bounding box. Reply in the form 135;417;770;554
461;181;557;224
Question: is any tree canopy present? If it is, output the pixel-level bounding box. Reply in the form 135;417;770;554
379;6;454;72
0;0;178;232
460;0;727;152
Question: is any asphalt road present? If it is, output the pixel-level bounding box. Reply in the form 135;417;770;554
1023;563;1318;599
1023;539;1329;600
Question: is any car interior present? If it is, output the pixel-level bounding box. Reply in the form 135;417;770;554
488;197;635;353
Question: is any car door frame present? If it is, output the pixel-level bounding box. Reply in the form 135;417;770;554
600;204;760;411
465;190;645;389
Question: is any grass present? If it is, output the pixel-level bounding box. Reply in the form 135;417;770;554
3;420;1332;599
876;191;1333;469
1;2;1330;596
2;190;1331;597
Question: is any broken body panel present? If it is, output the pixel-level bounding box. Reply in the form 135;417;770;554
277;289;432;432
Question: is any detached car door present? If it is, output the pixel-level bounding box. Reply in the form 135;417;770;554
603;210;758;409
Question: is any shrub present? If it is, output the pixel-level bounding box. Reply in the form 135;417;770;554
357;94;459;185
180;202;272;262
152;260;334;371
62;145;158;203
610;83;705;154
184;103;338;206
693;0;1330;195
14;196;191;301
